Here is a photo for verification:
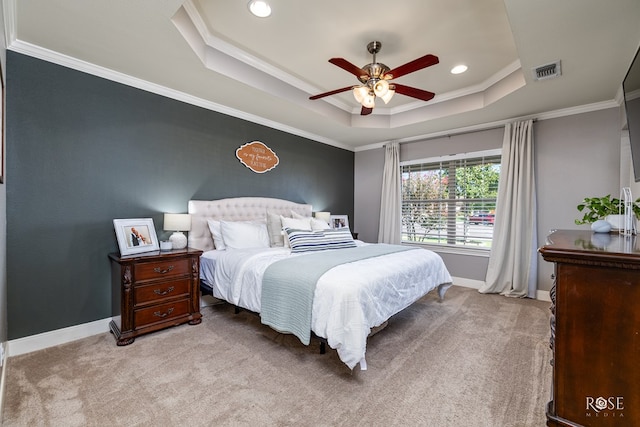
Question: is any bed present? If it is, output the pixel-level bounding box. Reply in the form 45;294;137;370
188;197;452;370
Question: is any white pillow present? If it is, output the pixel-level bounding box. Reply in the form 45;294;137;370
290;211;330;230
281;216;312;231
311;218;331;230
280;216;312;248
207;219;226;250
220;220;270;249
266;211;286;247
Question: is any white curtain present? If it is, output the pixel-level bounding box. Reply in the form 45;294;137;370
480;120;538;298
378;142;402;244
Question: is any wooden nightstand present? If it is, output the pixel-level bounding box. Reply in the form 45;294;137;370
109;248;203;345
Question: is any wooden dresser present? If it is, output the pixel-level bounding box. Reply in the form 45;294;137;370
109;248;203;345
539;229;640;426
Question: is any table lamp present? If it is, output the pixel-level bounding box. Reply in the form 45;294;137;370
164;213;191;249
314;212;331;225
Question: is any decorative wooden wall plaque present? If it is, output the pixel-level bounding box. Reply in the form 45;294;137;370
236;141;279;173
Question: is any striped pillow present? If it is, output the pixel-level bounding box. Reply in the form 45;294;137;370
284;227;356;253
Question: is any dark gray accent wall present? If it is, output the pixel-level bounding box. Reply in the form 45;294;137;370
6;52;354;339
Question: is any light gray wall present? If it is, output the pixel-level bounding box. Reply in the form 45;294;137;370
535;108;621;291
400;127;504;162
353;148;384;242
355;127;504;282
354;108;623;292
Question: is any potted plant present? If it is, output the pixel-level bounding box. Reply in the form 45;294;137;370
575;194;640;229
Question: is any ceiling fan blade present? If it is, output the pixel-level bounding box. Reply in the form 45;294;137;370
329;58;370;79
361;106;373;116
393;84;435;101
309;86;354;100
385;54;439;80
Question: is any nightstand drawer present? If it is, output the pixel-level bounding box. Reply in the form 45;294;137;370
134;278;190;306
134;299;190;327
135;258;189;281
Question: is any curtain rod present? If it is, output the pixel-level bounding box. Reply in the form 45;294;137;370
374;119;539;150
393;118;537;146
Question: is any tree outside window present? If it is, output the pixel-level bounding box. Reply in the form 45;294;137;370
401;152;501;249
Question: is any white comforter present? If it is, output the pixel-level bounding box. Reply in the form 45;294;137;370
201;242;452;369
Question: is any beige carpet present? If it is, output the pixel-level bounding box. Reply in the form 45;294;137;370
2;285;552;426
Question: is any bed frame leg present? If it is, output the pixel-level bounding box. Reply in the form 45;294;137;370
320;341;326;354
234;305;240;314
437;283;451;301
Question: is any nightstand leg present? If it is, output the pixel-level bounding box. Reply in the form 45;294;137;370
110;320;135;346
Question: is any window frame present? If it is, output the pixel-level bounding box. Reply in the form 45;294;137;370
400;148;502;256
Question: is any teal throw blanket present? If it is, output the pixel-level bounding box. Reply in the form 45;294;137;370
261;244;413;345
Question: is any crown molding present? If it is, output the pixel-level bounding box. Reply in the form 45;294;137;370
2;0;16;49
176;2;529;125
354;99;621;152
7;39;352;151
5;0;624;154
6;37;622;154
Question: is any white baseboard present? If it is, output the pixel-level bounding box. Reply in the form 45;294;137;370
536;290;551;302
452;276;551;302
7;318;111;357
451;276;484;290
5;283;551;358
0;341;7;420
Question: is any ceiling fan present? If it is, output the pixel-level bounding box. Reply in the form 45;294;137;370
309;41;439;116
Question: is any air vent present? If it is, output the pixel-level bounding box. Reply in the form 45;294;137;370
533;61;562;81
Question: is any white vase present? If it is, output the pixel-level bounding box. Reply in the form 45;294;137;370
605;214;623;230
605;214;636;232
591;219;611;233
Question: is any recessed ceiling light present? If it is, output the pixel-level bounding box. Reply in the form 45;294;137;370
248;0;271;18
451;65;468;74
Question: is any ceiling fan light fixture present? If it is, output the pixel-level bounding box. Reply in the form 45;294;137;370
362;92;376;108
353;86;368;103
248;0;271;17
309;41;438;115
381;88;395;104
373;79;390;97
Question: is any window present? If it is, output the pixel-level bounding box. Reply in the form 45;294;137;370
401;149;501;250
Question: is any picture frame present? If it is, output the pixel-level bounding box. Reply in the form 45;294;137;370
113;218;159;256
330;215;349;230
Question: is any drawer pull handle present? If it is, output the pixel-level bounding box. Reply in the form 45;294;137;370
153;265;175;274
153;307;174;318
153;286;175;296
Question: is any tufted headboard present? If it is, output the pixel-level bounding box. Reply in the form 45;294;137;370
187;197;313;252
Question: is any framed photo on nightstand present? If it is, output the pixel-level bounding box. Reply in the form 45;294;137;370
113;218;159;256
330;215;349;230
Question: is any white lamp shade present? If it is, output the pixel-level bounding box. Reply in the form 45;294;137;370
362;93;376;108
373;79;389;97
314;212;331;224
164;213;191;231
353;86;368;103
381;88;395;104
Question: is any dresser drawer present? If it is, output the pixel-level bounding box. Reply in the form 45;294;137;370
134;278;190;307
134;258;190;281
134;299;190;328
